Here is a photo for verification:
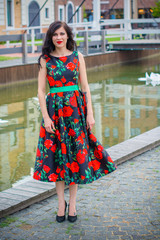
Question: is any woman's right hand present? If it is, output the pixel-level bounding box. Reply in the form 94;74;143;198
44;117;55;133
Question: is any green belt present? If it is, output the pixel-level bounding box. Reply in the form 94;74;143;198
50;85;79;93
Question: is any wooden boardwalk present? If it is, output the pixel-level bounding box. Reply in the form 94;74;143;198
0;127;160;219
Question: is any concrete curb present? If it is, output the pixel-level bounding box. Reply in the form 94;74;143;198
0;127;160;219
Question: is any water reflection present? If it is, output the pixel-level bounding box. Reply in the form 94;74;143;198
0;56;160;191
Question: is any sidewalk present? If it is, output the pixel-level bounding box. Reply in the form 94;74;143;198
0;145;160;239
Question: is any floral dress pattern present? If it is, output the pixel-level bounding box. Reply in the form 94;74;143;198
33;51;117;185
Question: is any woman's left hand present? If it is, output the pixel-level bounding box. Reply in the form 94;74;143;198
86;114;95;130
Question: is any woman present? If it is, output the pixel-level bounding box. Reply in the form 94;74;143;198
33;21;117;223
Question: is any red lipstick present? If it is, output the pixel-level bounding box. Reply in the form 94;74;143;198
57;41;63;44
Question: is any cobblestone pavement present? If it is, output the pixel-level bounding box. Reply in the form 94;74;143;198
0;146;160;240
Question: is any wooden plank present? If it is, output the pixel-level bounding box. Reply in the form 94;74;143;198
3;188;38;197
13;185;50;194
0;192;30;201
0;47;23;54
24;181;55;190
0;34;22;41
35;33;45;40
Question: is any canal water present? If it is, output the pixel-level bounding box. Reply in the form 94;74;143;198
0;55;160;191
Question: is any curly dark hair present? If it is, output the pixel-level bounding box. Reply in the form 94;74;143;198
38;21;77;67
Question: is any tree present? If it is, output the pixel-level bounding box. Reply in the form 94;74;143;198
151;1;160;17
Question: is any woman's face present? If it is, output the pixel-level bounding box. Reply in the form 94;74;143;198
52;26;68;49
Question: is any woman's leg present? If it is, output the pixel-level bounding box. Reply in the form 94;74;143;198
56;181;65;216
69;184;78;215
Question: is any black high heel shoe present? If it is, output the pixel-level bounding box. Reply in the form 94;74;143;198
68;204;77;223
56;200;67;223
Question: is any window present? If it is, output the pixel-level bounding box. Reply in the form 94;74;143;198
105;127;110;137
58;5;64;21
6;0;14;27
45;8;49;19
76;6;81;23
113;128;118;138
67;2;73;23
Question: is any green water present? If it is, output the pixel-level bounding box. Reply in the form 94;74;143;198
0;55;160;191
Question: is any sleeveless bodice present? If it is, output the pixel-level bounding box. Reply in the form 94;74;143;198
45;51;79;88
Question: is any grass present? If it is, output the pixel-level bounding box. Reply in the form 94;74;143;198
65;224;74;234
0;56;20;61
0;216;19;228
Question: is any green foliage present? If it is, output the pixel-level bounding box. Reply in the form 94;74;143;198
0;216;19;228
0;56;20;61
151;1;160;17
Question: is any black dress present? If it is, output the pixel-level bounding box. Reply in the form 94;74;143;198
33;51;117;185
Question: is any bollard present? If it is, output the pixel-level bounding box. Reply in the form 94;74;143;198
22;33;27;64
84;31;88;56
101;30;106;53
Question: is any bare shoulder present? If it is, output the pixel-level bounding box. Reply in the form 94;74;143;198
78;51;85;65
78;51;84;60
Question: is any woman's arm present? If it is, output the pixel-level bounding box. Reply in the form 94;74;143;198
78;52;95;130
38;57;55;133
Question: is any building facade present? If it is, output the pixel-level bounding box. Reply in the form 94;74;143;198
0;0;157;35
0;0;54;35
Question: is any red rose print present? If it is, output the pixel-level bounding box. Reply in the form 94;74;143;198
49;173;58;181
81;131;85;138
76;150;86;164
70;162;79;173
69;95;77;107
75;91;79;97
60;169;65;178
47;75;55;86
66;62;76;71
94;149;103;159
63;106;74;117
92;160;101;171
97;145;104;152
52;113;55;120
66;162;71;168
68;128;76;137
55;116;59;125
59;56;67;63
45;55;51;62
56;167;61;173
89;133;97;142
108;156;114;163
61;143;67;154
77;136;84;144
73;58;78;64
88;161;93;169
58;109;63;117
64;126;66;131
50;144;57;152
36;148;41;157
51;65;56;69
44;139;53;149
33;171;41;180
43;165;51;173
51;93;55;97
55;129;61;141
77;108;81;115
65;82;74;86
81;175;85;180
39;126;45;138
74;119;79;123
70;182;75;185
61;76;66;83
104;170;109;174
55;81;63;87
57;92;63;97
